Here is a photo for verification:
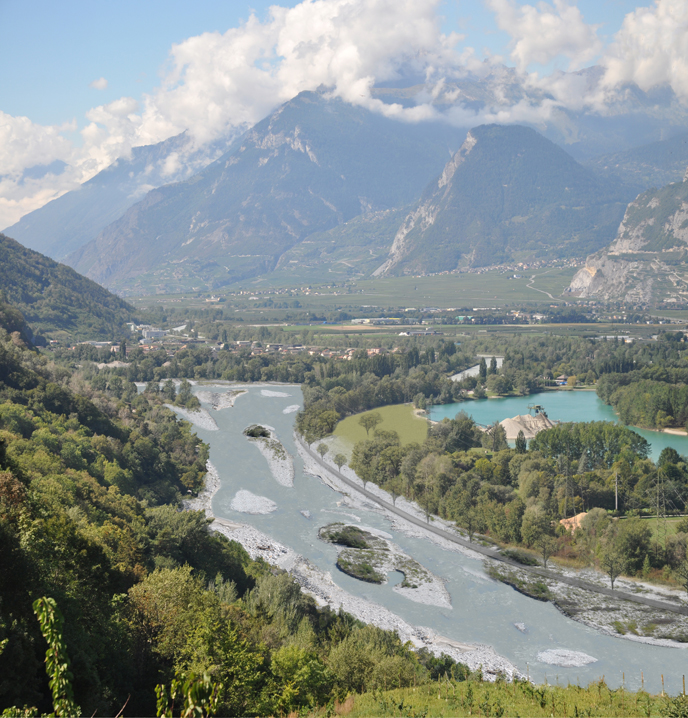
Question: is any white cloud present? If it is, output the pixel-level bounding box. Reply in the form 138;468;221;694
487;0;602;74
89;77;109;90
601;0;688;98
3;0;688;229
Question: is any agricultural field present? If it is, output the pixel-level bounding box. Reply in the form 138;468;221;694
334;403;428;452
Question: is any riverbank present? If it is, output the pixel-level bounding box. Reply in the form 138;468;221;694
165;404;219;431
211;519;519;679
488;561;688;647
185;461;519;680
299;438;688;648
196;388;246;410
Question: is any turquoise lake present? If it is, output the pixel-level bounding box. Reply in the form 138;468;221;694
430;390;688;461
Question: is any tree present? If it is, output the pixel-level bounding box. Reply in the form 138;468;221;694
334;453;347;471
658;447;680;466
478;358;487;382
481;421;508;452
521;506;550;547
358;411;382;436
515;430;527;454
33;597;81;718
601;545;626;590
489;356;497;375
317;443;328;460
463;508;481;542
675;560;688;597
537;535;558;568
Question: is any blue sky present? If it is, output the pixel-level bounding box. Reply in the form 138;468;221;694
1;0;639;129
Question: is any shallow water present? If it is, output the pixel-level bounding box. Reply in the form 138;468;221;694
186;384;686;693
430;390;688;461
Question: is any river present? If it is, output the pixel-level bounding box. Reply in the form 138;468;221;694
183;384;686;695
430;389;688;461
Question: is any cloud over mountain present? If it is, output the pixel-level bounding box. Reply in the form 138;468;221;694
2;0;688;229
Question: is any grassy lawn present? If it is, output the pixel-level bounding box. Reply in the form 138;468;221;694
334;403;428;451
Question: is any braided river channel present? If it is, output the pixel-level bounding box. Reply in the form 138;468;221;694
184;383;687;694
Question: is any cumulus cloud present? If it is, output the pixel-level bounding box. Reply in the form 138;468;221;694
487;0;602;73
89;77;109;90
2;0;688;229
602;0;688;97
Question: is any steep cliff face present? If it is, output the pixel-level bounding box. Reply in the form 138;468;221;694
66;92;465;295
567;169;688;302
377;124;633;276
607;178;688;254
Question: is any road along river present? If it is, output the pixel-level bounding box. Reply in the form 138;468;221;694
175;383;687;694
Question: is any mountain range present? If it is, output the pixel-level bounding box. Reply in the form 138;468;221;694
66;92;467;294
5;68;688;297
375;124;632;276
3;131;240;261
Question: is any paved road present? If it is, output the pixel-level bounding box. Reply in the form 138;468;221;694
299;438;688;617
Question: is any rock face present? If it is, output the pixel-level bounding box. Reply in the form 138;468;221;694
567;169;688;302
65;91;465;295
376;124;632;276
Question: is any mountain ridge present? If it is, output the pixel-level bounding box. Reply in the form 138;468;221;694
66;92;467;295
376;124;635;276
0;233;135;340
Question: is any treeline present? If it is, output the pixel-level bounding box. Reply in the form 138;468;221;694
346;414;688;589
0;322;472;715
598;357;688;429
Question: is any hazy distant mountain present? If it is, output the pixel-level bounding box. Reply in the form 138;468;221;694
0;233;134;339
375;124;635;277
66;91;467;295
3;132;239;261
585;131;688;192
568;171;688;303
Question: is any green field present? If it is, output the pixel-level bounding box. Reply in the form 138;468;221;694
334;404;428;452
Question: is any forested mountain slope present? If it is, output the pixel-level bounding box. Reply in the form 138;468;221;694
0;233;135;341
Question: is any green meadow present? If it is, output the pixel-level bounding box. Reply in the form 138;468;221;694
334;403;428;452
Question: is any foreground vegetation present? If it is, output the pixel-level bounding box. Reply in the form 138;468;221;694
336;678;688;717
6;290;688;713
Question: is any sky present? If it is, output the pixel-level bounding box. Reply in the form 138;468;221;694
1;0;686;228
